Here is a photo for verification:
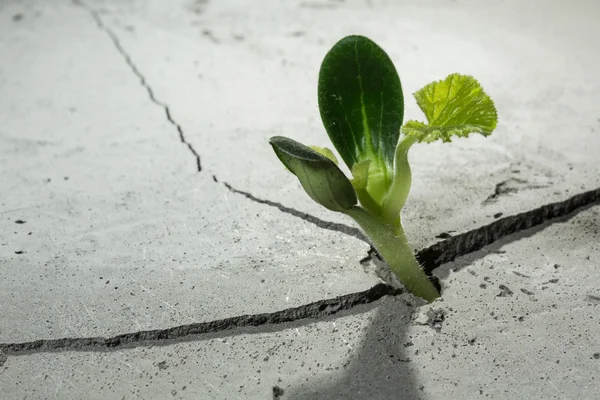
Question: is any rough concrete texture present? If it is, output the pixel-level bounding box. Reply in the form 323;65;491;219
74;0;600;250
1;207;599;399
0;0;380;342
1;0;599;399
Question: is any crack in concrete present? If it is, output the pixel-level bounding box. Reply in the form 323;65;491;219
483;178;548;204
3;1;596;366
217;176;370;244
1;187;598;364
352;187;600;275
218;172;599;278
484;178;528;203
72;0;202;172
418;186;600;274
0;284;400;361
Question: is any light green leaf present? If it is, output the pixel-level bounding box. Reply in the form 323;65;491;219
270;136;357;212
350;160;370;190
308;146;339;165
403;73;498;143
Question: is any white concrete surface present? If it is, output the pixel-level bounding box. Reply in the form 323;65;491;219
1;206;599;399
80;0;600;249
1;0;599;399
0;0;378;342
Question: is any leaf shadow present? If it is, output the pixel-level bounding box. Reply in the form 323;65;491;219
286;295;428;400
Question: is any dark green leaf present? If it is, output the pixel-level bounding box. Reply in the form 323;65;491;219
269;136;357;212
318;35;404;171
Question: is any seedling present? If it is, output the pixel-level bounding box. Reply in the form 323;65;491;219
270;35;497;302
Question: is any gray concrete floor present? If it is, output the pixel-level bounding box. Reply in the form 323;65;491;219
1;0;599;399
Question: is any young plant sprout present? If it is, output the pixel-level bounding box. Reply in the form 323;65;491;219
270;35;497;302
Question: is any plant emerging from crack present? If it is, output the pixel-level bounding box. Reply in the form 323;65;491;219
269;35;497;302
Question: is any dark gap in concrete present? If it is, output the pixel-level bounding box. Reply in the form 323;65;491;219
221;181;370;244
0;284;401;361
418;187;600;274
359;247;378;265
360;245;442;292
483;178;527;203
7;0;595;366
222;175;599;279
1;188;598;363
72;0;202;172
483;178;548;204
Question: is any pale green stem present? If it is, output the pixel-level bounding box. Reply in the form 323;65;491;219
355;187;382;218
345;206;439;302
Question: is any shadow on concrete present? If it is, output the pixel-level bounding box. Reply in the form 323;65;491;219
285;204;600;399
287;295;425;400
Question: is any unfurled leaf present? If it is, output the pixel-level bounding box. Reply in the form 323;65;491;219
318;35;404;171
403;73;497;143
308;146;339;165
270;136;357;212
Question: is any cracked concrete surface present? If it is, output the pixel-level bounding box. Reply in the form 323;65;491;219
1;0;600;398
3;186;597;360
2;201;599;398
0;0;381;343
72;0;203;173
220;179;370;245
0;284;402;356
72;0;600;251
